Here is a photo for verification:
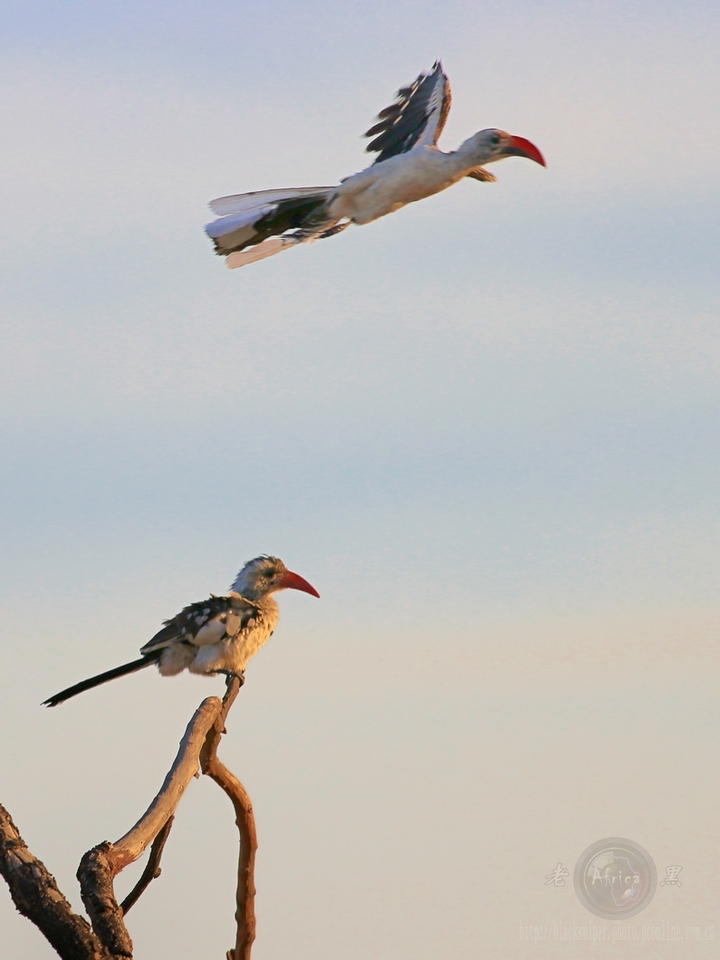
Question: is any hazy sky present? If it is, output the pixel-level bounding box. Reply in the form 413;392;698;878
1;2;719;958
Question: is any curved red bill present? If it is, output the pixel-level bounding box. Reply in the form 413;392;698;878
506;135;546;167
279;570;320;598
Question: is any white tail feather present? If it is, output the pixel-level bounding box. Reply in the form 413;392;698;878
204;204;277;240
226;237;300;269
209;186;335;217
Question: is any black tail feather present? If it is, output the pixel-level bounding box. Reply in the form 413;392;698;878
42;652;161;707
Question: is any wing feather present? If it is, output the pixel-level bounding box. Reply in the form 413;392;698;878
141;595;260;654
207;190;335;257
364;62;451;164
209;187;335;217
204;205;276;240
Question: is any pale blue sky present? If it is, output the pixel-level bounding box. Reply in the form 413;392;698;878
1;2;719;958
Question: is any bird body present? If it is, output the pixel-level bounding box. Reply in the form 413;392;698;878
142;590;279;678
43;556;319;706
329;139;494;224
205;62;546;269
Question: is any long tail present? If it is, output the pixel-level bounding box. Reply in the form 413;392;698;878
205;186;342;269
42;652;161;707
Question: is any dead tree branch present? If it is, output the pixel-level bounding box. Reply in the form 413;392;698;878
200;676;258;960
109;696;224;872
77;843;133;958
77;695;225;955
2;678;258;959
0;802;112;960
120;816;174;916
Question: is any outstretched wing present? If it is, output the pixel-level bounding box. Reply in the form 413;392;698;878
141;593;261;654
364;61;451;164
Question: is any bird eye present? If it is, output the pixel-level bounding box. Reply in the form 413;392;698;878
490;133;501;147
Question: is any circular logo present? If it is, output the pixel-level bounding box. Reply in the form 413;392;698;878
573;838;657;919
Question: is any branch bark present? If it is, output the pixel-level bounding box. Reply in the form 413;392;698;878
200;677;258;960
110;696;224;871
0;802;111;960
120;816;174;916
2;678;258;959
76;696;225;955
77;844;133;957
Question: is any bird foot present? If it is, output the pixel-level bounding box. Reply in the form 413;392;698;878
319;221;350;240
213;669;245;687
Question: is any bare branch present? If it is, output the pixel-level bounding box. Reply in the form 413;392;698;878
205;756;257;960
77;696;225;954
109;696;224;872
0;802;111;960
3;680;254;960
201;677;257;960
77;844;133;958
119;816;174;916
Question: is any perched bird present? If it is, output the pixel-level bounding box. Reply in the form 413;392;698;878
205;61;546;269
43;556;319;707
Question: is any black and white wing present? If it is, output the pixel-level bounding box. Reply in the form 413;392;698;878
364;61;452;164
205;186;337;266
208;187;335;218
141;593;261;654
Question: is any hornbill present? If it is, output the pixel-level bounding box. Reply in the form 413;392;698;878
206;61;546;268
43;556;319;706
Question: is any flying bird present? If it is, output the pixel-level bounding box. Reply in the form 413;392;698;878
43;556;319;706
205;61;546;269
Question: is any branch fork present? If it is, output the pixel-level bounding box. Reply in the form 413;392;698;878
1;677;256;960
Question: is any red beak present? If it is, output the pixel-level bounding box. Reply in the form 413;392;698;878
278;570;320;598
505;135;546;167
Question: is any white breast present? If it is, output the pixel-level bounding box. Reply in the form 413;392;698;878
188;597;279;676
331;148;465;225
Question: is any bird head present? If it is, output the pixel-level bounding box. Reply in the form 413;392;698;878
231;555;320;601
462;129;546;168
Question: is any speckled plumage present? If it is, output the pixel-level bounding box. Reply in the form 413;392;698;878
143;590;278;677
43;556;319;706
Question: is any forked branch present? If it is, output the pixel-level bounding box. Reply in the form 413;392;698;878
120;815;174;916
2;677;259;959
0;802;112;960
